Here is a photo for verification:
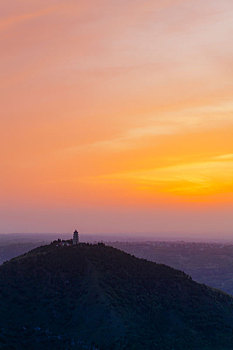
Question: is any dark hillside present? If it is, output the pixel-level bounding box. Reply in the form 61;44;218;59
109;241;233;295
0;243;233;349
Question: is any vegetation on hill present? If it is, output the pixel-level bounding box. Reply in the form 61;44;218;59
0;242;233;349
3;240;233;295
110;241;233;295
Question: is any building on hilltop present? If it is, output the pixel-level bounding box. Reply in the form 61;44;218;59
55;239;72;247
73;230;79;245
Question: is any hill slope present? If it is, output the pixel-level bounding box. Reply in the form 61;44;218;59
110;241;233;295
0;243;233;349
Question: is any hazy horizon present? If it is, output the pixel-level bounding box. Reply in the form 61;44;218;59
0;204;232;238
0;231;233;244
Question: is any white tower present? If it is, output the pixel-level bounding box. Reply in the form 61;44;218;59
73;230;79;245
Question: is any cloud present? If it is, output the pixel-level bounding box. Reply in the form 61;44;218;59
63;99;233;155
0;6;60;32
213;154;233;160
101;157;233;196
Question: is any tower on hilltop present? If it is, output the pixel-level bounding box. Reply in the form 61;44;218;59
73;230;79;245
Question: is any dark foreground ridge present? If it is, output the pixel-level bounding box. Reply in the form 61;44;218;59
1;242;233;349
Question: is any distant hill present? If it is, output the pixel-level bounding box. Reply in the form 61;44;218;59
0;242;43;264
1;243;233;349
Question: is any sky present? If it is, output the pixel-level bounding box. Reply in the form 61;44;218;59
0;0;233;237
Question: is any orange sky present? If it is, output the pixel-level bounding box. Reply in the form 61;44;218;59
0;0;233;237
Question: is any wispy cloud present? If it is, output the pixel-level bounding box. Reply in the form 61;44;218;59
64;100;233;154
213;154;233;160
101;157;233;196
0;6;59;32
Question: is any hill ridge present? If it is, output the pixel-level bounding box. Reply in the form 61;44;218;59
0;242;233;349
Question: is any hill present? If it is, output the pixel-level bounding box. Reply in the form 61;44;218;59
110;241;233;295
0;243;233;349
3;239;233;295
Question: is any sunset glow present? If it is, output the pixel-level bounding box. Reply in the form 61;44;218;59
1;0;232;235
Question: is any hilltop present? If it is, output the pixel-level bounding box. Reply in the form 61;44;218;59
0;242;233;349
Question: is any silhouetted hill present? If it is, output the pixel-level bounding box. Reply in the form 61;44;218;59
1;243;233;349
109;241;233;295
